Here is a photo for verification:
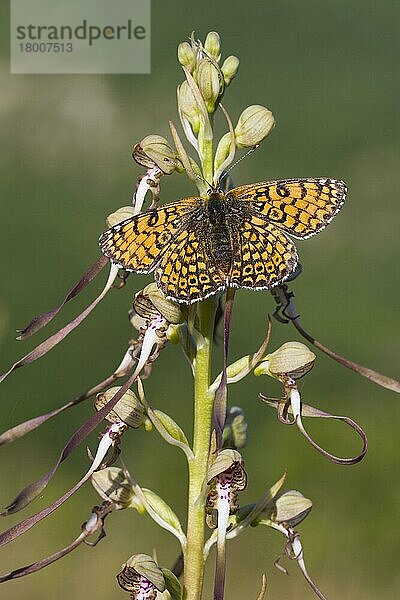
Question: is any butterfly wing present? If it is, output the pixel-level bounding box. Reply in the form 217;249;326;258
99;198;200;273
155;226;226;303
228;216;298;290
229;178;346;239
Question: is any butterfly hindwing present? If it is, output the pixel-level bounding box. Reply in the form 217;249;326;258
229;217;298;290
230;178;346;239
155;227;226;303
99;198;200;273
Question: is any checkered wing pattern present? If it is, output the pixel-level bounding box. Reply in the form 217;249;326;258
99;198;199;273
229;217;298;290
231;178;346;239
99;177;346;303
155;227;226;303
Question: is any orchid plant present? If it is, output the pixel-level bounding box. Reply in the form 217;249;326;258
0;31;399;600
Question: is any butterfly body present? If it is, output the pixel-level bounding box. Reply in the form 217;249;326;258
99;178;346;303
204;190;243;274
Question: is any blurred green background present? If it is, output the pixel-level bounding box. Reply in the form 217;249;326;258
1;1;399;598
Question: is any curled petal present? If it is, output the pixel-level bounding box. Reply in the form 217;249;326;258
0;263;119;384
294;410;367;465
283;528;327;600
261;394;368;465
0;345;138;446
134;167;162;215
133;315;166;378
0;370;138;543
289;386;301;420
89;422;127;471
255;574;268;600
0;531;86;583
297;318;400;393
1;420;124;518
16;256;108;340
0;503;113;583
114;346;138;377
272;284;400;393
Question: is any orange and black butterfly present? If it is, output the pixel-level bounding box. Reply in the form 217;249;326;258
99;178;346;304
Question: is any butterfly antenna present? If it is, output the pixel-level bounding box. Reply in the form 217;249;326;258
183;163;213;189
219;145;260;184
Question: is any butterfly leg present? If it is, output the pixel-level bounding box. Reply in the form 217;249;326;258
112;269;130;289
271;284;300;324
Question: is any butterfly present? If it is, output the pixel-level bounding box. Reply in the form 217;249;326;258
99;178;346;304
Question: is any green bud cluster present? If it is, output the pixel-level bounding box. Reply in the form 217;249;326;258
177;31;237;118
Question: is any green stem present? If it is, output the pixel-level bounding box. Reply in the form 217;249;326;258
183;298;216;600
202;134;214;185
200;112;214;186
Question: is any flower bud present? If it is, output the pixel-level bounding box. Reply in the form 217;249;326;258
206;449;247;528
117;554;166;595
133;135;177;175
177;80;201;133
235;105;275;148
254;342;316;381
221;55;239;85
196;59;224;113
91;466;135;509
204;31;221;61
94;387;146;428
131;282;184;325
106;206;135;227
177;41;196;72
132;142;154;169
128;310;147;332
207;449;244;484
273;490;313;527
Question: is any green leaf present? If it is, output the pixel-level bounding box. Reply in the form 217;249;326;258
161;568;182;600
142;489;185;540
153;409;190;447
137;379;193;460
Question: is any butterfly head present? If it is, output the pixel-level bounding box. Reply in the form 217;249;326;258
207;185;225;201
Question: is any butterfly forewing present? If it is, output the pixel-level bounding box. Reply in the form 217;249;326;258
99;198;200;273
230;178;346;239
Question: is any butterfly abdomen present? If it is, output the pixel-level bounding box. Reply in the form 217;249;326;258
206;194;234;273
